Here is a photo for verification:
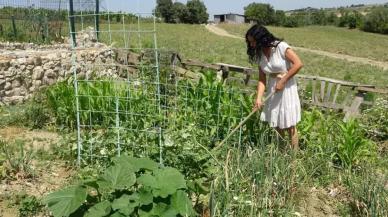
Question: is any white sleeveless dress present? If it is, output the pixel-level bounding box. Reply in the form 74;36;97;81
259;41;301;129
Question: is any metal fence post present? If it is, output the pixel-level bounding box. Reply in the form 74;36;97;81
69;0;77;46
95;0;100;40
11;15;17;39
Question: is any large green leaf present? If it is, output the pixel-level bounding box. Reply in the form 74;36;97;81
111;194;138;216
137;173;157;188
97;164;136;190
138;203;177;217
43;186;87;217
109;212;126;217
113;156;159;172
171;190;196;216
153;168;187;198
138;187;154;205
152;203;178;217
84;201;111;217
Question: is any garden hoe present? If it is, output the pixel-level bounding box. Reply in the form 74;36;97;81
213;91;275;151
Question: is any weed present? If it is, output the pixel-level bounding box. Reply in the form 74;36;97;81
18;195;43;217
0;140;35;180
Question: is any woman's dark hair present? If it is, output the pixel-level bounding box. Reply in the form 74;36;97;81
246;25;281;63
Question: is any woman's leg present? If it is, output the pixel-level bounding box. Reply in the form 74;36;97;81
275;127;285;138
288;126;299;150
275;127;286;147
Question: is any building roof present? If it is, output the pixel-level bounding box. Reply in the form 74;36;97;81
214;13;245;17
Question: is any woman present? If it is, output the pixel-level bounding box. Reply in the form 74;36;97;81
246;25;303;150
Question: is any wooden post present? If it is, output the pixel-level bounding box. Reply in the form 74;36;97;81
343;90;365;121
221;65;229;82
244;69;252;85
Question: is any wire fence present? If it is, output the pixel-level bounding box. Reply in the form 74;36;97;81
0;0;107;43
65;0;274;166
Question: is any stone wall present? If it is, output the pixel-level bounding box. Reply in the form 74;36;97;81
0;42;120;105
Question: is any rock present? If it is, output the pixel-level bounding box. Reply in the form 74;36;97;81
20;64;26;71
43;62;54;70
3;96;25;105
4;82;12;91
34;56;42;66
26;65;34;71
0;79;5;86
5;67;16;77
32;66;44;80
12;79;21;88
33;80;42;87
12;87;27;96
45;69;57;79
17;58;27;65
43;77;56;85
5;90;12;96
27;57;35;65
53;66;61;73
0;60;11;68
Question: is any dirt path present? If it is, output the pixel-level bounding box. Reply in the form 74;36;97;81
205;24;388;70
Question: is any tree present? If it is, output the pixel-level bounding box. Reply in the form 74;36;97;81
283;15;299;28
362;7;388;34
172;2;189;23
274;10;286;26
244;3;275;25
311;9;327;25
326;12;338;25
155;0;175;23
186;0;208;24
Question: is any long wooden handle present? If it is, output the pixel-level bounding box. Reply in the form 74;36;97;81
213;91;275;151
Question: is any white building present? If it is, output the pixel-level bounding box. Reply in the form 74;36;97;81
213;13;247;24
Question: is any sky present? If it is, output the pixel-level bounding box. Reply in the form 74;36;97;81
103;0;388;18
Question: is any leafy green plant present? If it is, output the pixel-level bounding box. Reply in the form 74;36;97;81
334;119;375;169
24;98;51;129
18;195;43;217
0;140;35;180
44;155;196;217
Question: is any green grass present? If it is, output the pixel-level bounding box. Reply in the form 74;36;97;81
219;24;388;62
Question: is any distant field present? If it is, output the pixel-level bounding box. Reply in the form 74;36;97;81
119;23;386;87
219;24;388;62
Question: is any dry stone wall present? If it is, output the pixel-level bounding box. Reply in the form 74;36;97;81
0;42;120;105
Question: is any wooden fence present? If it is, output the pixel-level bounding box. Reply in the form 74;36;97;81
169;53;387;121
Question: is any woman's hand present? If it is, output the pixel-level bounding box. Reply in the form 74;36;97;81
275;78;286;92
253;97;263;110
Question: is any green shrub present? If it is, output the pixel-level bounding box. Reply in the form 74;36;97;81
360;98;388;141
44;156;197;217
361;7;388;34
24;98;51;129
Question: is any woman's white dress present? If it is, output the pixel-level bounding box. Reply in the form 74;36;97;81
259;41;301;129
